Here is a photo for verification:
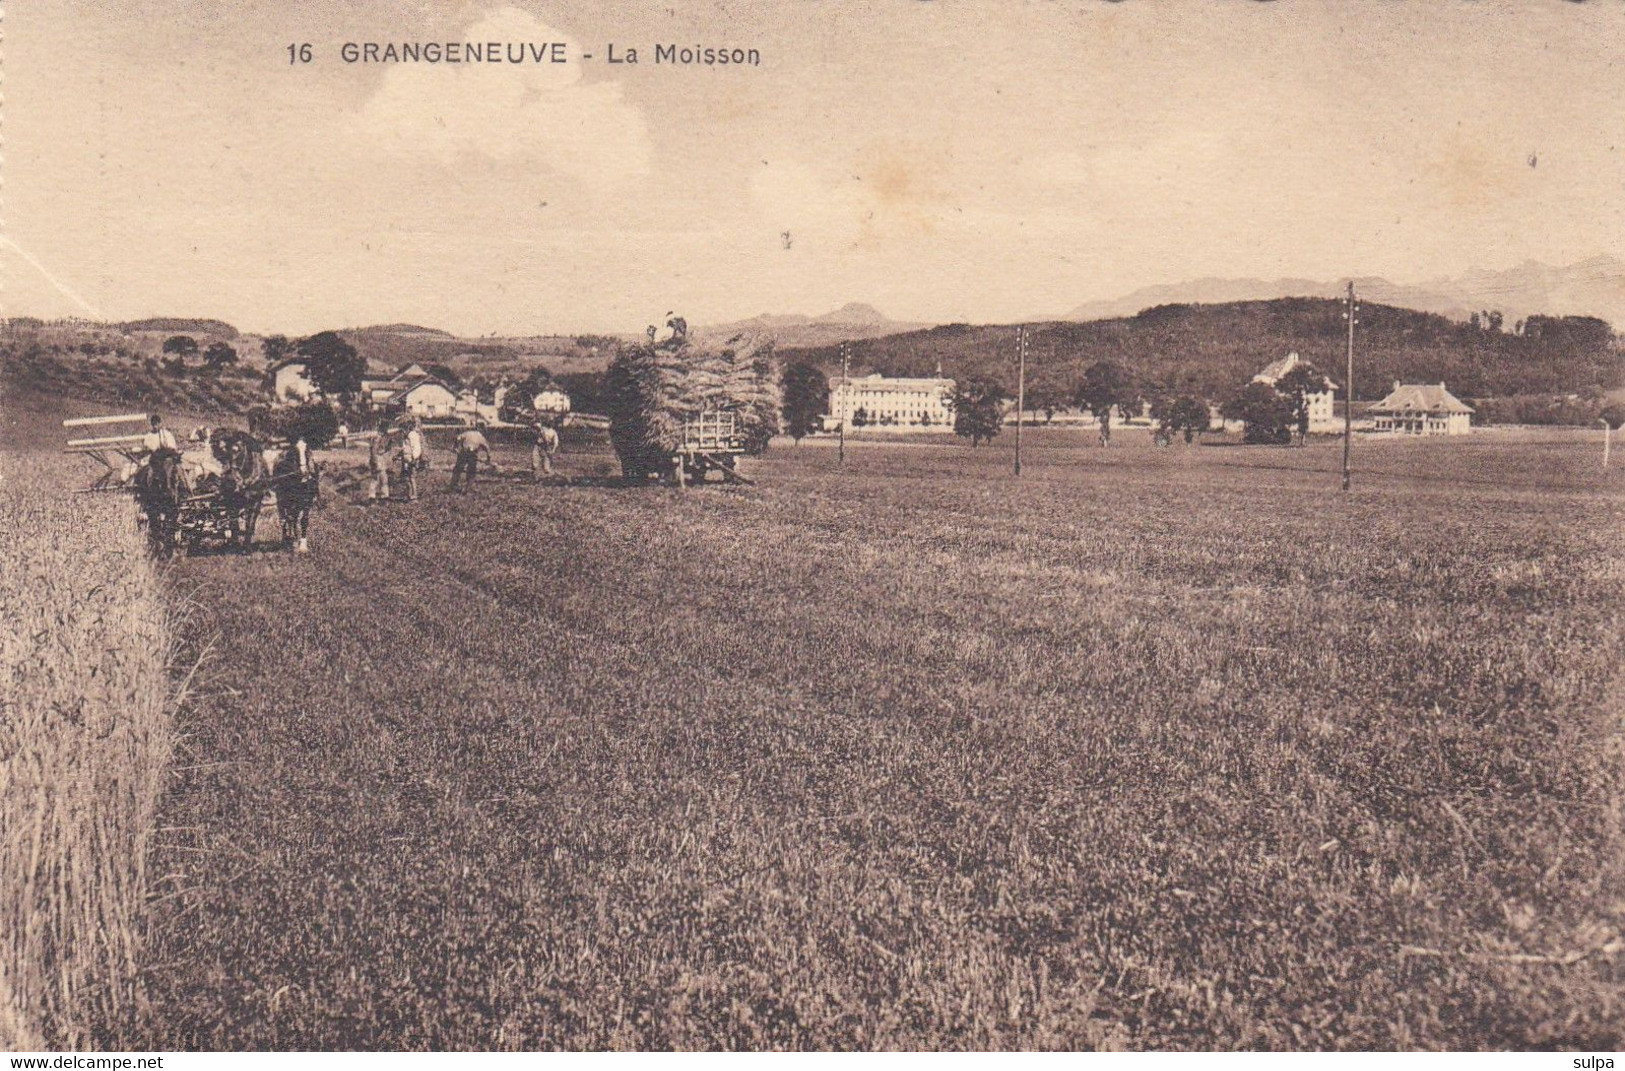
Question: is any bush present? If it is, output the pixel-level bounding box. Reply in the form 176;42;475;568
248;402;340;448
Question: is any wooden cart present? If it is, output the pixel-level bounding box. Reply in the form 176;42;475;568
669;411;753;487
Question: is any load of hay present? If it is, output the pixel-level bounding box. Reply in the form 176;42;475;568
603;329;781;479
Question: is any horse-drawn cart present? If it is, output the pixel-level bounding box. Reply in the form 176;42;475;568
64;413;318;555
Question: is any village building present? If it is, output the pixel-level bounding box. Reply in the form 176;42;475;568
532;387;572;414
359;365;460;420
1369;382;1474;435
268;360;318;406
1252;351;1339;432
825;372;955;431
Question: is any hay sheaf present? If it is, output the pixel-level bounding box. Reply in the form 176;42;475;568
605;338;781;476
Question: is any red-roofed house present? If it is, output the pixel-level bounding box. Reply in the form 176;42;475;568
1369;382;1473;435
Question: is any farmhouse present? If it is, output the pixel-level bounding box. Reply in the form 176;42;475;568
532;388;572;414
1252;351;1339;432
360;366;459;419
826;372;955;431
268;360;318;405
1369;381;1474;435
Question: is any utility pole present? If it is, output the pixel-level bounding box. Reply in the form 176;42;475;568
1343;281;1358;492
1015;325;1026;477
1601;417;1613;471
838;341;850;466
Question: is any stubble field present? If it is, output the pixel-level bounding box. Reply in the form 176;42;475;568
60;424;1625;1049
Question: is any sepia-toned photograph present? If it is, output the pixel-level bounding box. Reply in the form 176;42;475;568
2;0;1622;1054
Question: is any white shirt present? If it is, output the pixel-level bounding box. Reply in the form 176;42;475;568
403;428;424;460
141;428;178;452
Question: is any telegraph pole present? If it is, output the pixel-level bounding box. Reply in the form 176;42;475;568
1342;282;1358;492
838;342;850;467
1014;325;1027;477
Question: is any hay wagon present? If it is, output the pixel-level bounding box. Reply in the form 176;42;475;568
669;411;753;488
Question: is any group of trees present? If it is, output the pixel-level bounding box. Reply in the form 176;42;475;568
160;334;241;372
780;299;1622;412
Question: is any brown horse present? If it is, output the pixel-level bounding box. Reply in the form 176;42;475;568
133;448;185;556
271;442;320;552
211;430;271;551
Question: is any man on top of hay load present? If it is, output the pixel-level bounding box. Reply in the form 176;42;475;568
450;422;492;494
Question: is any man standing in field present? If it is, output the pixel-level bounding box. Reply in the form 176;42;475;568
450;422;492;493
530;419;559;482
367;420;394;504
400;417;425;503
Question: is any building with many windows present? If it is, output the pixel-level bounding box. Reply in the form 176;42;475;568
1369;382;1474;435
825;373;956;431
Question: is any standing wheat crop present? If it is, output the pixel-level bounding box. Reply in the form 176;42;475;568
0;452;179;1048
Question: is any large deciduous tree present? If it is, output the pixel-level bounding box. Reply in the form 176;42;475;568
947;378;1009;447
203;341;239;370
1152;394;1212;444
262;334;294;366
296;331;366;401
780;360;830;443
161;335;199;362
1074;360;1139;446
1222;381;1295;444
1275;362;1330;446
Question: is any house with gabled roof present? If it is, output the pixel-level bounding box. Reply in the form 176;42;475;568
1369;381;1473;435
267;358;318;405
1253;351;1339;432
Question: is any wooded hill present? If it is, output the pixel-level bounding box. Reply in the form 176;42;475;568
781;298;1622;403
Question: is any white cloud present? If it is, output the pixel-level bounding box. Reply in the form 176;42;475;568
346;6;650;185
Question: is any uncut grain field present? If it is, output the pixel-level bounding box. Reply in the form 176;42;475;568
123;426;1623;1050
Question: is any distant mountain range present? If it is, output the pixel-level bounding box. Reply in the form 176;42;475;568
693;303;932;348
1064;256;1625;328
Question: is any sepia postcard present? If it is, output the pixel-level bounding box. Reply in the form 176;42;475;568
1;0;1622;1057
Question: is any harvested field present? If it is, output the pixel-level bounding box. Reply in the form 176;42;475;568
53;424;1625;1049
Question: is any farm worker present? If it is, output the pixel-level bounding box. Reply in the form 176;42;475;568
530;420;559;481
368;421;394;503
141;413;179;455
450;424;492;493
336;421;350;447
400;417;425;502
179;425;224;484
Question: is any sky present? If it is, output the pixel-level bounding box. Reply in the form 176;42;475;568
4;0;1624;336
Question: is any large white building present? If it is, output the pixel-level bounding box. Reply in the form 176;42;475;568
826;373;956;431
1253;351;1339;432
1369;382;1473;435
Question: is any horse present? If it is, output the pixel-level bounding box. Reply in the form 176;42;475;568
271;442;320;553
211;429;271;551
133;447;185;556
